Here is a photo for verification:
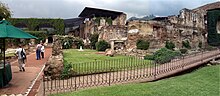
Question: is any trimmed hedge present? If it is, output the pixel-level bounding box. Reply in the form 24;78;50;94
145;48;182;64
136;39;150;50
96;40;110;51
165;41;175;50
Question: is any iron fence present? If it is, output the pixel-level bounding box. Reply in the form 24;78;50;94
43;49;220;95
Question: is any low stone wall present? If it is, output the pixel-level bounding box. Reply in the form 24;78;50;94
116;49;148;59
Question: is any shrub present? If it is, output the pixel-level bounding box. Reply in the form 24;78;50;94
198;41;202;48
136;39;150;50
182;40;191;49
90;33;99;49
61;64;72;79
165;41;175;50
179;48;188;54
62;37;73;49
74;38;84;49
96;40;110;51
144;54;154;60
153;48;181;64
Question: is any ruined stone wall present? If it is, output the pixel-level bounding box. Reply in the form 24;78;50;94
126;20;168;50
126;9;206;50
98;25;127;43
112;14;127;25
178;9;205;29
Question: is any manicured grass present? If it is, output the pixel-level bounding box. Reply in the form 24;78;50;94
64;49;130;63
63;49;153;74
51;65;220;96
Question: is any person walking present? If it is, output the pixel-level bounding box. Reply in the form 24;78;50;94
36;42;42;60
15;45;26;72
41;43;45;59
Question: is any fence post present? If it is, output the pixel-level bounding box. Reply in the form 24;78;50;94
182;56;184;69
109;67;112;86
154;62;157;79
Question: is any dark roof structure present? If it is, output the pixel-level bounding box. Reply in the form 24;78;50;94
78;7;124;19
152;17;168;21
64;18;84;27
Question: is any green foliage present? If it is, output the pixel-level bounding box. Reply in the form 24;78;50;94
61;37;74;49
165;41;175;50
179;48;188;54
182;40;191;49
96;40;110;51
74;38;84;49
94;17;112;25
27;31;47;44
60;37;84;49
8;18;64;35
61;64;75;79
0;2;11;20
90;33;99;49
136;39;150;50
198;41;202;48
94;17;101;25
144;54;154;60
146;48;181;64
106;17;112;25
207;9;220;46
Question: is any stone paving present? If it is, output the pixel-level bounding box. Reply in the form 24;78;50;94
0;48;52;96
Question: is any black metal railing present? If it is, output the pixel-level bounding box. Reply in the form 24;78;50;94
43;49;220;95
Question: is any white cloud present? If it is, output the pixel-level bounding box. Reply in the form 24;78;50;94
0;0;217;19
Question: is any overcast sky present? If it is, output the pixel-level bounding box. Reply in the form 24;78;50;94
1;0;219;19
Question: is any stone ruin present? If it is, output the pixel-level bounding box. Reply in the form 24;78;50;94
44;35;64;79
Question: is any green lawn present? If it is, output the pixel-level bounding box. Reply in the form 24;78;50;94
63;49;153;74
64;49;131;63
51;65;220;96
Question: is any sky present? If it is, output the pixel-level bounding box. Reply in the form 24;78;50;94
1;0;219;19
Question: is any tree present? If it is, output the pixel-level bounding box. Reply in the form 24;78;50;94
90;33;99;49
0;2;11;20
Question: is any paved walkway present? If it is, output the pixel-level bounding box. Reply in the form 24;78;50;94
0;48;52;96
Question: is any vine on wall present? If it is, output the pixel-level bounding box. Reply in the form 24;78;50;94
8;18;65;35
207;9;220;46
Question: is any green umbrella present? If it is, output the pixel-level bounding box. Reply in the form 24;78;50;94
0;20;37;39
0;19;37;87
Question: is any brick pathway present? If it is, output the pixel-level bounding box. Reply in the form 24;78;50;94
0;48;52;96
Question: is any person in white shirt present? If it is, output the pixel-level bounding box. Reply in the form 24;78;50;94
41;43;45;59
15;45;26;72
36;42;42;60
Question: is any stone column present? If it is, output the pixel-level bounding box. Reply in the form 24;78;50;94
111;40;114;50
